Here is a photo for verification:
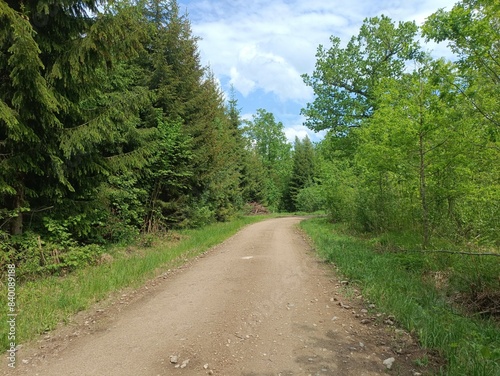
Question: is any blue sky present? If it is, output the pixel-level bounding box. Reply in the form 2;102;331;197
178;0;458;142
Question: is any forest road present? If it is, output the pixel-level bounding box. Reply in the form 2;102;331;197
5;217;403;376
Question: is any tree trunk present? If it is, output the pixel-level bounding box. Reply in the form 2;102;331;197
419;132;430;249
10;186;24;235
418;76;430;249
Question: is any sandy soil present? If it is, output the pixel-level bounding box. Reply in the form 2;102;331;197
3;217;437;376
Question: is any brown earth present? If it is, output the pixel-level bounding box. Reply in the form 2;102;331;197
3;217;440;376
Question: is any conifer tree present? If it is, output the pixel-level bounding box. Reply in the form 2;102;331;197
0;0;146;235
137;0;244;226
243;109;292;210
288;136;315;211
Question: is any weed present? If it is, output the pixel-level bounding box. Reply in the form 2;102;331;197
415;355;430;367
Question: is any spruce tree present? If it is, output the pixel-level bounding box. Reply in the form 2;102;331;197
289;136;316;211
0;0;146;235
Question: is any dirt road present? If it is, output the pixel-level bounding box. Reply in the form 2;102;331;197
4;217;427;375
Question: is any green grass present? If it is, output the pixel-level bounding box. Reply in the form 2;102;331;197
0;215;271;350
300;218;500;376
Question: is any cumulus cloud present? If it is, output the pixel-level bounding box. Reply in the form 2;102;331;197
283;115;326;143
182;0;457;135
285;125;310;143
228;43;313;101
188;0;335;102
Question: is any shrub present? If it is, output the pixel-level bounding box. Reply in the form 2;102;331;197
295;185;325;212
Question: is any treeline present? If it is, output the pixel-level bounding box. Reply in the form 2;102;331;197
0;0;309;278
1;0;498;279
303;0;499;249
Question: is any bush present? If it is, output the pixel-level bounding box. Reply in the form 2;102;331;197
295;185;326;212
188;205;215;228
0;230;104;282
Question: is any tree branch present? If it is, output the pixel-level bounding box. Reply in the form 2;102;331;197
401;249;500;257
451;81;500;127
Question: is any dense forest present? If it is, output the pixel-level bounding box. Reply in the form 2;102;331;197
303;0;499;250
0;0;499;281
0;0;307;278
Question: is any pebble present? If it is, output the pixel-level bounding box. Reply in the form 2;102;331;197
180;359;189;369
383;357;395;369
338;302;350;309
169;355;178;364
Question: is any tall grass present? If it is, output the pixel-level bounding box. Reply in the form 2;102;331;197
301;218;500;376
0;215;270;350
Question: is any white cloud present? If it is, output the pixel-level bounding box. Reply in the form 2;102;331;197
228;43;313;101
285;126;310;143
182;0;458;136
189;0;456;97
240;112;253;123
229;66;255;97
283;115;326;143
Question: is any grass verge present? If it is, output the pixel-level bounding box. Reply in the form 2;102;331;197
0;215;271;351
300;217;500;376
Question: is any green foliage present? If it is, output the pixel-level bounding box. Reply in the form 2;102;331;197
423;0;500;245
241;150;269;205
288;136;316;211
316;150;358;224
1;229;104;281
243;109;292;210
0;0;252;251
106;174;148;229
302;15;421;133
303;12;499;247
295;185;325;213
244;109;291;168
0;0;149;238
187;201;215;228
142;116;193;231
